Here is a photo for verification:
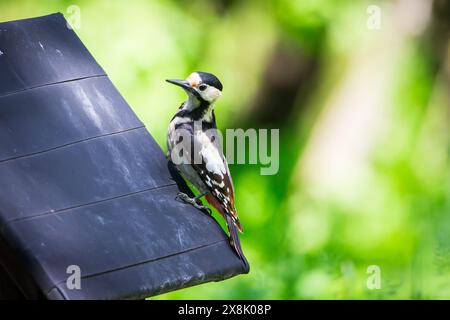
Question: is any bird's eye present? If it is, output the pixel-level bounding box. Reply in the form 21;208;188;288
199;84;207;91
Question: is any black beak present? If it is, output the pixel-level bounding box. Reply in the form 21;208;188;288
166;79;195;93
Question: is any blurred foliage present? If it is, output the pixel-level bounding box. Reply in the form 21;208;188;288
1;0;449;299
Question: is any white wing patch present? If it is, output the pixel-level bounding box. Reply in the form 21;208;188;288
197;131;226;176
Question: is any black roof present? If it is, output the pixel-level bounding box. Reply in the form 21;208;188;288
0;13;247;300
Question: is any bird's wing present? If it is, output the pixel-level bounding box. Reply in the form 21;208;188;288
173;122;241;229
195;129;239;218
171;122;246;264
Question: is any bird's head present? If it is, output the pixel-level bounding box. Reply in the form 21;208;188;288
166;72;223;105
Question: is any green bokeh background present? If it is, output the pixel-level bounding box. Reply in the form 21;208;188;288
1;0;449;299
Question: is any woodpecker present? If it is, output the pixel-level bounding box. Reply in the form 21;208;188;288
166;71;248;270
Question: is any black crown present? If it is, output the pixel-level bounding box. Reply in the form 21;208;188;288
196;72;223;91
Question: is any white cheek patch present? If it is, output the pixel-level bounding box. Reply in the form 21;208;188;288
201;86;221;103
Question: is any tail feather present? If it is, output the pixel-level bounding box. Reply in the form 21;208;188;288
205;194;249;272
226;215;250;273
233;216;244;233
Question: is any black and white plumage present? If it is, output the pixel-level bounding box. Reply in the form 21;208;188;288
166;72;248;269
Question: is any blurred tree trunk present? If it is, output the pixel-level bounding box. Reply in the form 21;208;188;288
427;0;450;74
239;39;322;128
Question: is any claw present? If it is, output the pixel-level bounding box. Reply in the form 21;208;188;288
175;192;212;215
198;206;212;215
175;192;190;202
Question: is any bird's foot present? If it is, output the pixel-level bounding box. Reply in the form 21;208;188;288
176;192;212;215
